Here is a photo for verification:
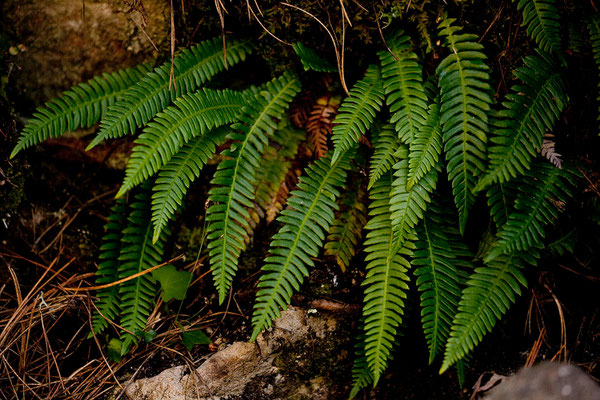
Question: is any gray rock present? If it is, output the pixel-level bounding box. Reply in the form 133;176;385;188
484;363;600;400
124;307;341;400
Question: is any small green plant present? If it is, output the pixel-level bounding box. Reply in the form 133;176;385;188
11;1;597;395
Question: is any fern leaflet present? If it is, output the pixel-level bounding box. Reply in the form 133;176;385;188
11;64;150;158
437;17;493;234
331;65;384;164
118;89;247;197
88;37;253;149
350;333;374;398
207;72;301;304
486;181;518;229
151;127;230;243
378;30;428;144
250;150;353;341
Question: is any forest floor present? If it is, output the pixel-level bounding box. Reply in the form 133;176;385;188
1;132;599;399
2;1;600;398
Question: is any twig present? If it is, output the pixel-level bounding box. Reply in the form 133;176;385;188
281;2;349;94
168;0;177;92
62;254;184;291
248;3;290;45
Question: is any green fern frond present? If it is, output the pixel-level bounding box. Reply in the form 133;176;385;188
389;156;439;248
88;37;253;149
292;42;337;73
118;89;247;197
368;123;401;189
325;185;368;272
475;52;567;191
250;150;353;341
378;30;428;144
11;64;150;158
514;0;561;53
350;333;374;398
207;73;301;304
485;162;575;261
360;173;414;384
486;181;518;229
440;250;538;372
407;101;443;190
92;198;128;335
414;198;473;364
587;14;600;135
151;127;230;243
437;17;493;234
117;183;169;354
331;65;384;164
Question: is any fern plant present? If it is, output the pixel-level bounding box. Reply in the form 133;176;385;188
11;0;595;394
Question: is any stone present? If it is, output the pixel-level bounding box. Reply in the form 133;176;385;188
484;363;600;400
124;307;342;400
3;0;168;105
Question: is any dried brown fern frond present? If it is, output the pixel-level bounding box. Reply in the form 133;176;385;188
324;183;368;272
540;133;562;168
265;166;302;223
306;95;340;158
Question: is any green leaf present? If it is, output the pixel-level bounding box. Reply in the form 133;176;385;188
151;127;230;243
359;173;414;384
441;251;538;372
11;64;151;158
407;101;443;190
181;329;211;351
207;72;301;304
475;52;567;191
152;264;192;302
485;162;576;261
88;37;253;149
368;123;401;189
514;0;561;53
250;150;354;341
389;157;438;248
117;89;247;197
437;17;493;234
108;338;124;362
378;30;428;144
292;42;337;73
331;65;384;164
